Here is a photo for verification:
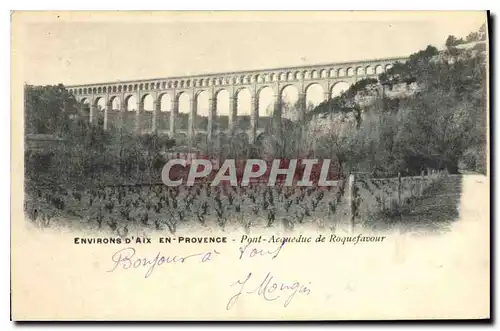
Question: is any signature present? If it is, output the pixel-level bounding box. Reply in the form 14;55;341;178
107;247;220;278
226;272;311;310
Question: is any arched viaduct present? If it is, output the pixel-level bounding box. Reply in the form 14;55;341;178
67;56;406;143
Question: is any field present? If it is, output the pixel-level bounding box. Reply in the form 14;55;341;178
24;170;464;236
24;180;350;236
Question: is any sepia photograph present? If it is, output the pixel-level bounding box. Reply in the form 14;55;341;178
11;10;490;321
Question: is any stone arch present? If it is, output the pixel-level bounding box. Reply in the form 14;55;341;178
346;67;354;76
235;88;252;131
141;93;154;111
270;73;277;82
94;96;106;110
236;87;251;114
124;95;137;112
385;64;393;71
329;69;336;78
305;83;324;110
375;65;383;74
295;71;302;80
258;86;274;120
320;69;328;78
330;81;350;98
109;95;121;110
195;90;210;130
304;71;311;80
366;66;374;75
177;92;191;130
80;98;91;116
157;93;171;131
280;85;299;121
338;68;345;77
356;67;364;76
215;89;230;130
312;70;319;79
280;72;286;81
158;93;171;111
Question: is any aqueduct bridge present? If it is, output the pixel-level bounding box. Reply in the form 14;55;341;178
67;56;407;143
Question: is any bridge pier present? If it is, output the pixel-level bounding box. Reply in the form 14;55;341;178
188;96;196;141
228;96;237;134
105;101;112;130
169;98;178;137
207;97;216;142
297;92;306;123
250;94;258;144
135;98;142;134
152;100;160;133
118;96;126;130
90;104;97;124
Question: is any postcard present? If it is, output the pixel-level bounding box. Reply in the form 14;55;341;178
11;10;490;321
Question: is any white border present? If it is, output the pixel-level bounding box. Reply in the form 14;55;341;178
3;1;498;329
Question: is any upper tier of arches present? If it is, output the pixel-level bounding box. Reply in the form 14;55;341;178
67;58;403;97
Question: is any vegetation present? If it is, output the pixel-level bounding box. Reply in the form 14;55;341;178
304;24;487;176
23;25;487;232
25;88;176;189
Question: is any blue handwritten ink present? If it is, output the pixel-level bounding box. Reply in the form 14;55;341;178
226;271;311;310
226;272;252;310
238;240;286;260
107;247;220;278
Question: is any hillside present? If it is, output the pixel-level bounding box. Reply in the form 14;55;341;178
300;26;487;176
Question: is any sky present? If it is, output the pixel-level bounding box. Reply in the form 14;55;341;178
15;11;487;116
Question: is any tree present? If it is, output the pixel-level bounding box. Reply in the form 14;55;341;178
24;84;78;135
445;35;459;47
307;25;487;174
